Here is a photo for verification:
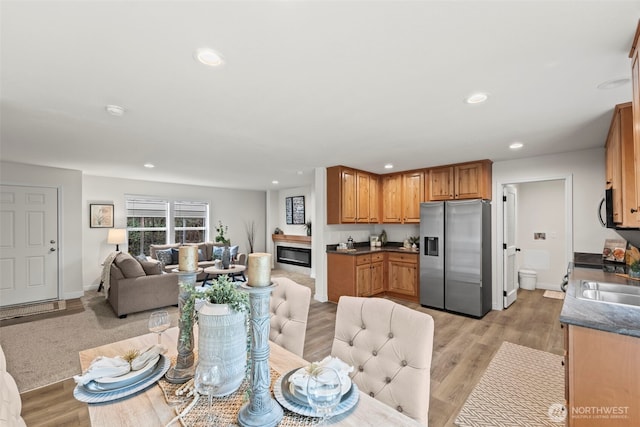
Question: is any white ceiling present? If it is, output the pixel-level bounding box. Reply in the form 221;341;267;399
1;1;639;191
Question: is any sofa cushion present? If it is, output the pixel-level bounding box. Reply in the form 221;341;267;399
114;253;146;278
149;243;180;260
170;248;180;264
212;246;224;260
139;260;163;275
110;263;125;280
229;245;239;260
156;249;173;267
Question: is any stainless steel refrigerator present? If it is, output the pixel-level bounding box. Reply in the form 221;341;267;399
419;199;491;318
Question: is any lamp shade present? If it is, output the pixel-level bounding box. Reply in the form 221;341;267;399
107;229;127;245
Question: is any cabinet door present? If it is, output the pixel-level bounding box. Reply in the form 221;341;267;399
387;260;418;297
619;105;639;226
382;174;402;223
356;172;370;223
402;171;424;223
429;167;454;200
341;168;357;223
455;163;484;199
356;263;372;296
632;47;640;225
608;115;623;224
370;261;385;295
369;175;380;223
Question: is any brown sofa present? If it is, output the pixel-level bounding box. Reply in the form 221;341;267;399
149;242;241;281
108;252;179;318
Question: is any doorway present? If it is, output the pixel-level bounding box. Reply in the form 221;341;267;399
498;176;573;309
0;185;59;306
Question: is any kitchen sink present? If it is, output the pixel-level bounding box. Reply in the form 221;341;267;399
576;280;640;308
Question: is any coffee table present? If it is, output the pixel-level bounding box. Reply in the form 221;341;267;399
202;264;246;284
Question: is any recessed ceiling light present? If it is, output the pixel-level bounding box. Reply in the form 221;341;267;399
143;163;155;168
509;142;524;150
597;78;630;90
105;104;125;116
194;48;224;67
384;163;394;169
272;180;279;185
465;93;488;104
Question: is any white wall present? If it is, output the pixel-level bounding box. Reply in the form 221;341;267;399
1;161;84;299
492;147;623;308
516;180;566;289
83;175;266;289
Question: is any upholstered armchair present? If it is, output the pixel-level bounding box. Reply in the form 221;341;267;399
269;277;312;357
331;296;435;425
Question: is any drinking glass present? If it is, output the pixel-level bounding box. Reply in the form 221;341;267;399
148;310;170;345
306;367;342;424
194;358;226;425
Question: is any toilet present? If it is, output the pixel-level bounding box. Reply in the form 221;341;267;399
519;269;537;290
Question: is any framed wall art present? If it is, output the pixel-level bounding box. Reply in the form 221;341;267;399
285;196;306;225
90;204;114;228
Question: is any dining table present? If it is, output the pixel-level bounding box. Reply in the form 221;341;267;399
77;326;423;426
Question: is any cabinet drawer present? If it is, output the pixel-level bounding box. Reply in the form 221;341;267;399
387;253;417;264
371;253;385;263
356;255;371;265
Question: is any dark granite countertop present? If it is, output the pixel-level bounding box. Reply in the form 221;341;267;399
326;243;419;256
560;265;640;338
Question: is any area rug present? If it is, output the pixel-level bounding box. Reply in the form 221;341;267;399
543;290;565;300
0;300;66;321
455;341;565;427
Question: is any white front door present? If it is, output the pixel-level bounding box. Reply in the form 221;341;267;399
0;185;59;306
503;185;518;308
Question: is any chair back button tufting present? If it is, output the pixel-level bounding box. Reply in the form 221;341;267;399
348;340;353;346
397;406;403;412
361;324;366;329
358;365;364;372
369;392;375;397
388;332;394;338
372;350;377;356
401;360;408;367
385;377;391;383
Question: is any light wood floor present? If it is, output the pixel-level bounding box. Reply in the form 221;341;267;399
20;288;564;426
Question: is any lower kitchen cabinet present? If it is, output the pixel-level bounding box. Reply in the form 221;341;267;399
386;252;419;302
327;252;385;303
564;324;640;426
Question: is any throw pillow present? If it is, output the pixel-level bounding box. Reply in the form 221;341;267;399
114;253;146;278
198;249;205;262
139;260;163;275
170;248;180;265
229;245;239;260
134;254;148;263
212;246;224;260
156;249;173;267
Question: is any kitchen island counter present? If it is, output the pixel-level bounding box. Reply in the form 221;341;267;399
560;265;640;337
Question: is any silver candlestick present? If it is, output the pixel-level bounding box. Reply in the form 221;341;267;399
238;283;283;427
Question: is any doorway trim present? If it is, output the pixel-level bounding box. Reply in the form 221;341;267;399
494;174;573;310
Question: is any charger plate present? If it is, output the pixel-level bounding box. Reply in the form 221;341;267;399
74;355;170;403
273;369;359;417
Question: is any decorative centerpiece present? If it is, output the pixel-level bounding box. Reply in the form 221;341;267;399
238;252;283;427
196;276;250;396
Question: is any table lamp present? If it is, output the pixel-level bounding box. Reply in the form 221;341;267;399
107;228;126;252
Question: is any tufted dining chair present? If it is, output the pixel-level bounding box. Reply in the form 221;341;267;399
269;277;312;357
0;345;27;427
331;296;434;426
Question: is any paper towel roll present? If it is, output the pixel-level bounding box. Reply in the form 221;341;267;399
178;246;198;272
247;253;272;287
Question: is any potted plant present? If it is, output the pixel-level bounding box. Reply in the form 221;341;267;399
630;260;640;279
303;221;312;236
180;276;250;395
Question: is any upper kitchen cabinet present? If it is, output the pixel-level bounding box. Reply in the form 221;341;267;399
605;103;638;227
327;166;379;224
630;20;640;225
427;160;492;201
381;170;424;223
381;174;402;223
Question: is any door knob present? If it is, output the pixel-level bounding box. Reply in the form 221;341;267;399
50;248;56;252
50;240;56;244
515;248;521;252
631;208;638;213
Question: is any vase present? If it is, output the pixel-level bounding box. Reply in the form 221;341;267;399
222;245;231;269
197;302;247;396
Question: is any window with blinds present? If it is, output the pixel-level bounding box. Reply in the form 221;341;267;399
174;201;208;244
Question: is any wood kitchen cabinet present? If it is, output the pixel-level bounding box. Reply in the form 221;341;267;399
386;252;419;302
327;252;385;303
427;160;492;201
382;174;402;223
327;166;379;224
629;21;640;225
564;324;640;426
605;103;638;227
381;170;424;223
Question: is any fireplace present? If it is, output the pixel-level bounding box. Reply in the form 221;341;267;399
276;246;311;268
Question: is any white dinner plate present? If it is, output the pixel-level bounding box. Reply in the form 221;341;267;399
273;369;359;418
289;366;351;397
95;355;160;385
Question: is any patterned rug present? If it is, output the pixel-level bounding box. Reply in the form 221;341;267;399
455;341;566;427
0;300;66;321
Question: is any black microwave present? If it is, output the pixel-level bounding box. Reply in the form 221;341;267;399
599;188;640;230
